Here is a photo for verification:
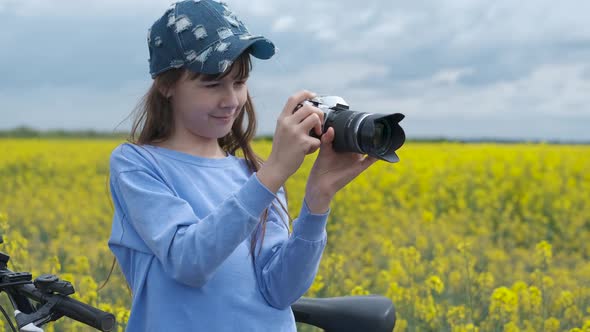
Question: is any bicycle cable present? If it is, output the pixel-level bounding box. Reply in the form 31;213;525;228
0;302;18;332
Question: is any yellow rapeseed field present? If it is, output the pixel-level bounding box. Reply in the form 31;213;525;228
1;138;589;331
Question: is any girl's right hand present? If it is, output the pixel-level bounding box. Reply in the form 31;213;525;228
257;90;325;193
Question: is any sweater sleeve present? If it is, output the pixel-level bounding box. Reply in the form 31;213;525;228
111;168;276;288
252;189;329;310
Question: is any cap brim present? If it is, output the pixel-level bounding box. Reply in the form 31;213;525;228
243;36;276;60
224;34;276;64
185;34;276;75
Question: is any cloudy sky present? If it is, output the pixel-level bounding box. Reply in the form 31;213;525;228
1;0;589;141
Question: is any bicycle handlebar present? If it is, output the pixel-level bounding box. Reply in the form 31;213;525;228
14;282;116;332
0;238;116;332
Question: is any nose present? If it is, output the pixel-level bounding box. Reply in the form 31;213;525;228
220;86;240;110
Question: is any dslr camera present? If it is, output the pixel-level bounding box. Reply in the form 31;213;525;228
299;96;406;163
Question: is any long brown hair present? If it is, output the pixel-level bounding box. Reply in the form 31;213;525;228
100;52;292;293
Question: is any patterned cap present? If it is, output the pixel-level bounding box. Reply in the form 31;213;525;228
147;0;276;77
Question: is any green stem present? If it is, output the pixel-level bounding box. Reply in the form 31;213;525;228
463;244;474;325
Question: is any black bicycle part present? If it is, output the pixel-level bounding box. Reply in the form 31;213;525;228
292;295;396;332
0;236;116;331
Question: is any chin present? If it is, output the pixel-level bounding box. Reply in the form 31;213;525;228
216;128;234;139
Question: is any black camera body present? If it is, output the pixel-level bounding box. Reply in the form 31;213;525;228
303;96;405;163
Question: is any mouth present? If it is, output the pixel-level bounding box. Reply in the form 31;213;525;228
210;111;236;119
210;113;235;123
211;115;233;119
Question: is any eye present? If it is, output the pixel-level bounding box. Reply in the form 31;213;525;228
234;80;247;86
204;82;220;88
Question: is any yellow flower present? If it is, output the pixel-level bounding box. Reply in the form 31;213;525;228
456;241;472;254
535;240;553;267
350;285;370;296
422;210;434;223
544;317;560;332
529;286;543;313
476;272;495;290
426;275;445;294
308;274;325;295
490;287;519;320
504;321;521;332
452;323;479;332
556;290;575;310
447;305;466;327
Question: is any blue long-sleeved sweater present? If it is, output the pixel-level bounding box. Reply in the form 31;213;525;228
108;143;329;331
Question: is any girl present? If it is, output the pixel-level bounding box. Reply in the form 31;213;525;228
108;1;378;331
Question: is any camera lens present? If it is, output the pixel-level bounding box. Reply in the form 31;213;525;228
372;120;392;154
308;97;405;162
357;113;405;162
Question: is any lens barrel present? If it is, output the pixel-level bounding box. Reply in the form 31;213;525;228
320;108;405;162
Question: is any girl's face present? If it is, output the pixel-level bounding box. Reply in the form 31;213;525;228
168;68;248;141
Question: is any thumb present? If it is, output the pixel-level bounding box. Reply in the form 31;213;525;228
321;127;335;145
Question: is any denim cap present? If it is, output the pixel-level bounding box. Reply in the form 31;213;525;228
147;0;276;78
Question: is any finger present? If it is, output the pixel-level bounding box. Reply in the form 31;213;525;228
281;90;317;118
290;104;324;125
305;137;322;154
298;112;322;136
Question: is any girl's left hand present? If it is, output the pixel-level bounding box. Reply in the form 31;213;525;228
304;127;379;214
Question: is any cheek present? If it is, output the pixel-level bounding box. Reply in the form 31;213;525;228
183;111;211;126
235;94;248;120
172;98;212;130
238;88;248;109
181;111;221;137
173;89;209;118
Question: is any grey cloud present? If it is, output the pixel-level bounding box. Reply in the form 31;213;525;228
265;1;590;86
0;14;151;91
0;0;168;17
248;58;590;140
